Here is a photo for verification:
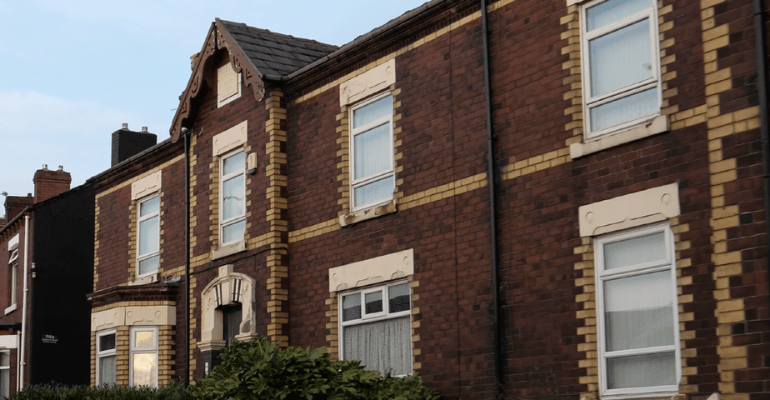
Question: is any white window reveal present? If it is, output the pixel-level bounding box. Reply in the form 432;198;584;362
340;282;411;376
350;94;395;210
220;150;246;245
137;196;160;277
97;330;117;386
0;351;9;398
130;327;158;388
595;224;680;396
581;0;660;136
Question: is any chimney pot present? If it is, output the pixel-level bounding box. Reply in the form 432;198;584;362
122;123;129;130
57;165;63;171
142;126;148;132
42;164;48;170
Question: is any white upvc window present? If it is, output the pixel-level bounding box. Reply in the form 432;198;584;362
8;250;18;308
96;330;116;386
0;351;9;398
220;150;246;246
137;196;160;277
350;94;395;210
581;0;661;137
129;326;158;388
340;281;411;376
595;223;680;397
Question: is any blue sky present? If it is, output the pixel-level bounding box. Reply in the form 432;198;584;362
0;0;426;212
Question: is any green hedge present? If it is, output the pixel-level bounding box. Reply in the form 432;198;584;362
8;381;190;400
10;337;439;400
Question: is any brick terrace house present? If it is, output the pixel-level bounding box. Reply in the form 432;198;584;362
88;0;770;399
0;167;94;397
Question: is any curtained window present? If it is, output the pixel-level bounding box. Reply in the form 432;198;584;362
130;327;158;388
137;196;160;276
581;0;660;136
97;331;116;386
350;94;395;209
595;224;680;396
341;282;411;376
220;150;246;245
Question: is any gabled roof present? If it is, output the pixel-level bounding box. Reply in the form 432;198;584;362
219;20;338;81
170;19;337;141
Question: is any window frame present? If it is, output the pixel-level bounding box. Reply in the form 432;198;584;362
338;281;412;376
594;223;681;397
349;92;395;211
129;326;158;388
96;329;117;387
136;195;160;278
8;250;18;308
579;0;662;138
219;149;247;246
0;350;9;399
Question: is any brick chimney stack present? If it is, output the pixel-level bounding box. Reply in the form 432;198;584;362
5;194;33;221
111;123;157;167
34;164;72;203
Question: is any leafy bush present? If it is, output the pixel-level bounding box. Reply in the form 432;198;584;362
10;337;438;400
8;380;190;400
191;336;439;400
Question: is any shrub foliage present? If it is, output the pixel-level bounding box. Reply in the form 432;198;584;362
9;337;438;400
192;336;439;400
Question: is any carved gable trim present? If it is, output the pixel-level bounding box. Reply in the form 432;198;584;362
170;20;266;142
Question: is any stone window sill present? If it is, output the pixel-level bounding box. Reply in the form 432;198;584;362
128;273;159;286
339;199;398;227
570;115;669;159
212;240;247;260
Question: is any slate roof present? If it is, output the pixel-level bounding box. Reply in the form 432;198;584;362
219;19;339;81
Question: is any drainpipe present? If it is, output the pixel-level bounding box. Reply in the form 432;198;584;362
753;0;770;305
183;129;191;386
19;214;30;389
480;0;503;397
15;332;20;392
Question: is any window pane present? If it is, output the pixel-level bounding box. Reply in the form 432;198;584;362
344;316;411;376
604;270;675;351
589;18;652;97
0;353;8;366
353;96;392;128
223;151;245;175
604;231;666;270
0;368;8;398
138;216;159;256
389;284;410;313
134;330;155;349
353;176;395;208
222;220;246;244
343;294;362;322
590;88;658;133
222;175;245;220
587;0;652;31
365;291;383;314
99;334;116;352
140;197;159;217
138;255;159;276
607;351;676;389
99;355;116;386
132;353;157;387
354;123;391;180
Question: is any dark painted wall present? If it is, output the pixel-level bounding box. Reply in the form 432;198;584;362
29;184;94;386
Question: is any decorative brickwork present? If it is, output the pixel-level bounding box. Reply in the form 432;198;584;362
265;89;290;344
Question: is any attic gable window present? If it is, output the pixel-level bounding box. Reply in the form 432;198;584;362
217;63;242;107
